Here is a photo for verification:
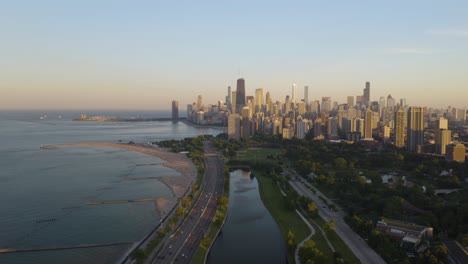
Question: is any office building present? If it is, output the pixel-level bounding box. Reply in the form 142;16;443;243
387;94;396;108
235;78;246;113
407;106;425;152
226;86;232;110
254;88;264;113
304;86;309;106
197;95;203;111
363;82;370;106
347;96;354;108
321;97;332;113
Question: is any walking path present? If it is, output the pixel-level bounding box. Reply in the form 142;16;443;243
294;210;316;264
290;179;386;264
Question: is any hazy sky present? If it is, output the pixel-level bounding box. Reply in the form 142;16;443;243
1;1;467;110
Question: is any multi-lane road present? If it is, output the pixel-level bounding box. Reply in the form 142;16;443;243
151;141;225;264
290;179;386;264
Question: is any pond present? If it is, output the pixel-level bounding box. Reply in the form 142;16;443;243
206;169;287;264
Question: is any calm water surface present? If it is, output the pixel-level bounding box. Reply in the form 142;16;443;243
206;170;287;264
0;110;224;264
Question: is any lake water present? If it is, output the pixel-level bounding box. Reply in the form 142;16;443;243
0;110;224;264
206;170;287;264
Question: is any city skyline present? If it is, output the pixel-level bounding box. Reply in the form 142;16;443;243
1;1;468;110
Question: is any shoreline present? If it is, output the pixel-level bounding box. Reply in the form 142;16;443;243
44;142;196;213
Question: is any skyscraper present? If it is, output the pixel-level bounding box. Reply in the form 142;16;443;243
395;107;405;147
292;83;297;103
436;129;451;155
265;92;272;114
228;114;241;140
296;116;309;139
226;86;232;110
321;97;332;113
347;96;354;108
437;117;448;130
254;88;264;113
304;86;309;106
363;82;370;106
235;78;246;114
364;108;373;139
171;100;179;121
407;106;425;152
387;94;396;108
197;95;203;111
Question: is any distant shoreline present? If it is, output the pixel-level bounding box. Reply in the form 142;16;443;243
73;116;186;122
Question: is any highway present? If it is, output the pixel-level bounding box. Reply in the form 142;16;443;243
151;141;225;264
290;179;386;264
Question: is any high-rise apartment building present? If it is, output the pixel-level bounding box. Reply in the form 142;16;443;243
228;114;241;140
296;116;309;139
231;91;237;114
395;107;405;147
235;78;246;114
407;106;425;152
436;129;451;155
265;92;272;114
364;108;373;139
437;117;448;130
171;100;179;121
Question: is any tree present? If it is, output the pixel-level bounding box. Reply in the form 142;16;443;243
132;249;148;263
286;230;297;253
334;157;347;170
218;195;228;210
299;239;324;263
323;220;335;232
307;201;318;217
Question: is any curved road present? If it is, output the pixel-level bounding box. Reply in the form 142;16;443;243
290;180;386;264
151;142;224;264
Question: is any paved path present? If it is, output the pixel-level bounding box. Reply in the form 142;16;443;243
151;142;225;264
294;210;316;264
290;180;386;264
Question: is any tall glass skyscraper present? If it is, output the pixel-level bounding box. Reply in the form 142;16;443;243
235;78;245;114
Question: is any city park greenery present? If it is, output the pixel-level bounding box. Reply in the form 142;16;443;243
214;132;468;263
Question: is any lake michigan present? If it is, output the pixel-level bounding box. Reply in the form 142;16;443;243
0;110;223;264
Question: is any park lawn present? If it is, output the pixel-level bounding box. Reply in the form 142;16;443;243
256;171;311;264
236;148;282;161
310;210;361;264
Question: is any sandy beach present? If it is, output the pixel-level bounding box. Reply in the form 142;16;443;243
45;142;196;214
